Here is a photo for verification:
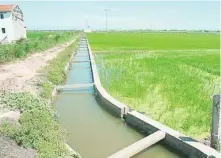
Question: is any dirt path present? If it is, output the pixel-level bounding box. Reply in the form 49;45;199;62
0;39;75;94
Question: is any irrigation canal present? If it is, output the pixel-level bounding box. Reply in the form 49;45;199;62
54;37;184;158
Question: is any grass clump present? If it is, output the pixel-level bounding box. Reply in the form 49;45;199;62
0;91;48;112
95;50;220;138
0;91;77;158
0;31;75;64
1;109;68;158
41;82;54;99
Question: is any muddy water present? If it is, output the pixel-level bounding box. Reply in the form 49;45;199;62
54;38;184;158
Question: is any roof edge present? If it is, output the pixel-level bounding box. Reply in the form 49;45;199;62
0;4;17;12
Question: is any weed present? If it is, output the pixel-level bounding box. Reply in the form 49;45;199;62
0;91;72;158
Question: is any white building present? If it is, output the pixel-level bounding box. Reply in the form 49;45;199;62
84;23;92;33
0;4;27;43
84;29;92;33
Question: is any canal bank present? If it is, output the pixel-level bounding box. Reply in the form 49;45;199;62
54;36;186;158
0;36;81;158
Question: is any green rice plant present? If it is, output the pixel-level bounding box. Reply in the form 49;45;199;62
27;31;56;39
87;32;220;51
0;91;48;112
95;50;220;139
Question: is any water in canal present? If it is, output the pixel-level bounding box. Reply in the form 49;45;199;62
55;38;184;158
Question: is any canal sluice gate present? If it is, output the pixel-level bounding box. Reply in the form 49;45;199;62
54;36;204;158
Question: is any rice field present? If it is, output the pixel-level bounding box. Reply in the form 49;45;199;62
27;31;54;38
88;32;220;138
87;32;220;51
27;31;50;39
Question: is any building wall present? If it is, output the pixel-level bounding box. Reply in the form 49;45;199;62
0;6;27;43
12;16;27;41
11;5;27;41
0;12;14;42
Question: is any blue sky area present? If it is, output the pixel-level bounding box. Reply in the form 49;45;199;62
0;1;220;30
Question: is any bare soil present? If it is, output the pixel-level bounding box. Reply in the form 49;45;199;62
0;135;37;158
0;40;74;94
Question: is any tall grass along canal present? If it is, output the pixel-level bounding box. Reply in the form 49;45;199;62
54;37;184;158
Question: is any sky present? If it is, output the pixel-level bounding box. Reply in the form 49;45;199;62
0;1;220;30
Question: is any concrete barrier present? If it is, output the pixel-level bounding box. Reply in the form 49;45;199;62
125;111;220;158
87;40;129;118
56;83;94;91
107;131;165;158
211;94;221;151
94;86;128;118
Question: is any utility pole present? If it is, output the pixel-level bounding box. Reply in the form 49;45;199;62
86;19;88;29
104;9;110;32
211;94;221;151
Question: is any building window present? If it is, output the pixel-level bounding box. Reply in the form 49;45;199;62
2;28;6;34
0;14;4;19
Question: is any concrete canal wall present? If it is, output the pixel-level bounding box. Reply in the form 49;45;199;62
86;37;220;158
125;111;219;158
88;41;129;118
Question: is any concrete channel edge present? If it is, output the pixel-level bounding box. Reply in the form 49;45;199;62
86;37;221;158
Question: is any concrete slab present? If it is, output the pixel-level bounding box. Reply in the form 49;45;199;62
57;83;94;91
107;131;165;158
125;111;220;158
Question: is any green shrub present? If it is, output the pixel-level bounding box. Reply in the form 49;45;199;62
0;92;71;158
0;45;15;62
0;31;76;63
0;91;48;112
40;82;54;99
55;34;62;42
1;109;69;158
15;44;26;58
